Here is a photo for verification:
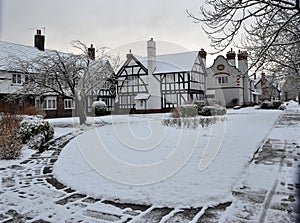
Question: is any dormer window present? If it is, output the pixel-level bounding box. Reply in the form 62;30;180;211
12;73;22;85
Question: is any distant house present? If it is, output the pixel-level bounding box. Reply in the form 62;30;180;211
0;30;114;118
206;49;257;106
254;73;281;101
115;38;207;113
0;31;46;115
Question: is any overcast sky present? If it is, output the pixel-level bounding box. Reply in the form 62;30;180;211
0;0;218;65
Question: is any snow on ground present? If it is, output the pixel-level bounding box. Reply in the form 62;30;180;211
54;107;283;208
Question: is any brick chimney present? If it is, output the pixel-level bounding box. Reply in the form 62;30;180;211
126;49;132;60
88;44;95;60
238;50;248;75
34;29;45;51
226;48;236;67
199;48;207;67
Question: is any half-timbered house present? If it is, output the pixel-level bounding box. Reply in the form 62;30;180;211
115;38;207;113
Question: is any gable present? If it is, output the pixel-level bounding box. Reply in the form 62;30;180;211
116;55;147;77
209;55;240;76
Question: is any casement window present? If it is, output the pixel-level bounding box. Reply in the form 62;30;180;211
43;96;57;110
12;73;22;84
64;99;75;109
165;74;174;83
128;76;138;85
216;76;228;84
165;94;177;104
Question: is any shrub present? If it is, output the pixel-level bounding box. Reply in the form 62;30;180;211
171;104;198;118
272;100;282;109
162;116;224;129
18;118;54;145
200;106;216;116
226;98;239;108
215;105;227;115
199;105;227;116
178;104;198;117
0;115;22;159
260;100;282;109
92;101;108;116
194;100;206;113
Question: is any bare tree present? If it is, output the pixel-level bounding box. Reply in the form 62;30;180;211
9;41;116;125
187;0;300;75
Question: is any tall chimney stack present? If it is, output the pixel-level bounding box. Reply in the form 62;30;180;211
34;29;45;51
88;44;95;60
226;48;236;67
238;50;248;75
147;38;156;75
199;48;207;67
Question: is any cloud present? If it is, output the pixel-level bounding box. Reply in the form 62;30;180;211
1;0;215;65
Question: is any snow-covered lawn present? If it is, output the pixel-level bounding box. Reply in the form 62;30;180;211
54;107;283;208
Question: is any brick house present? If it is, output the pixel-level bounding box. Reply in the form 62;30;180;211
0;30;114;118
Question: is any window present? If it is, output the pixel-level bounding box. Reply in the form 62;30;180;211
165;94;177;103
64;99;75;109
128;76;138;85
25;75;29;84
12;73;22;84
166;74;174;83
43;96;57;110
35;96;42;109
216;76;228;84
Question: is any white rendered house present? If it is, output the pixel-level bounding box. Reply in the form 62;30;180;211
206;49;254;106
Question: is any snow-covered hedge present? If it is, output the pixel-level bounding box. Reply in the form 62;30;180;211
18;117;54;150
162;116;226;129
0;115;22;159
92;101;108;116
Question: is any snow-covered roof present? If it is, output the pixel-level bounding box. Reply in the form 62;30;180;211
134;93;151;100
0;41;54;71
134;51;200;74
206;90;215;95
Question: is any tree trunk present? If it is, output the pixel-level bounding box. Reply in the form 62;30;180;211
74;94;87;125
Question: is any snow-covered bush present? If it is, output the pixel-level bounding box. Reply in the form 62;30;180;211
0;115;22;159
92;101;108;116
260;100;282;109
199;105;227;116
226;98;239;108
27;133;45;150
194;100;206;113
18;118;54;146
172;104;198;118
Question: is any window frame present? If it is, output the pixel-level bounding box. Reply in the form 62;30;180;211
12;73;22;85
43;96;57;110
64;99;75;109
